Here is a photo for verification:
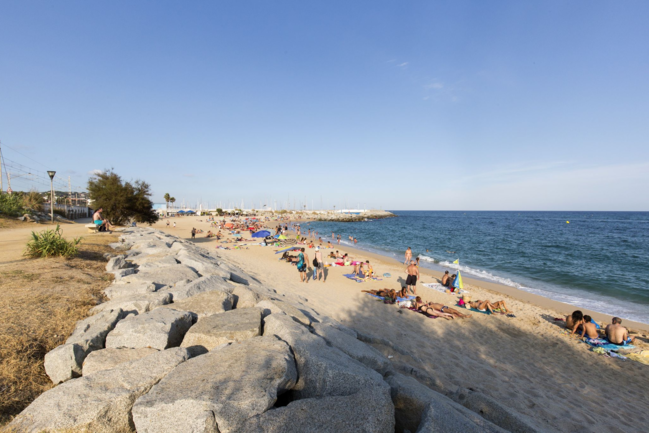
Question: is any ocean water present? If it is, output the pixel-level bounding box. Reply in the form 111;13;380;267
305;211;649;324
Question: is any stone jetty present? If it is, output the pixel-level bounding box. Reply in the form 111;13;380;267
9;228;543;432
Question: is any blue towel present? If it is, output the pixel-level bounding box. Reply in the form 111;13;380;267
585;338;634;351
396;296;416;302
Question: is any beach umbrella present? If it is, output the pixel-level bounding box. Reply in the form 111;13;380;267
186;210;195;214
177;210;186;214
252;230;271;238
453;271;464;290
275;247;300;254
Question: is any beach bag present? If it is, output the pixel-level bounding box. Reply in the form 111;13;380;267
313;258;318;267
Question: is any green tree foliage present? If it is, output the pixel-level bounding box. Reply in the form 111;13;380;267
87;170;158;225
22;190;44;212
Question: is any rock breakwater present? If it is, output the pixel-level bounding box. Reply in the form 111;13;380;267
9;227;544;433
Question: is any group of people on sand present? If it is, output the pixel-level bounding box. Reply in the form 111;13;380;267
566;310;636;345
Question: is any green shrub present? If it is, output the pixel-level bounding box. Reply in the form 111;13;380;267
0;193;26;217
24;225;82;258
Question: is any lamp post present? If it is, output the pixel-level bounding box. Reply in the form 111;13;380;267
47;171;56;222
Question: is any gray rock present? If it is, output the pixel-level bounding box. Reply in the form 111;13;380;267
132;337;297;433
256;299;312;326
239;384;395;433
168;275;234;301
103;282;157;300
120;264;200;288
319;316;358;338
175;249;230;278
386;373;505;433
90;291;172;315
231;284;261;309
312;322;391;375
161;289;233;318
181;308;261;350
106;309;193;350
451;388;544;433
44;308;126;384
263;313;384;399
82;347;159;376
9;348;190;433
112;267;137;280
128;253;177;267
109;242;129;250
106;256;128;272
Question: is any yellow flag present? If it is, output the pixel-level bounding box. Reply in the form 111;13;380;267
453;259;459;264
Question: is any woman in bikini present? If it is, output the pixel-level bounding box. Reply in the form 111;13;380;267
427;302;471;318
414;297;454;320
468;300;511;314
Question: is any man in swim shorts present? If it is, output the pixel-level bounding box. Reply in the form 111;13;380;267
605;317;635;345
404;247;412;265
406;260;419;295
92;208;113;231
441;271;450;287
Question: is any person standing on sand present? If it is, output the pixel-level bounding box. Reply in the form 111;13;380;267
173;221;176;228
297;247;309;283
404;247;412;265
314;246;325;282
191;228;196;239
406;260;419;295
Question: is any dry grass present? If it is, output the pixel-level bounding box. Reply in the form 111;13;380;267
0;234;117;425
0;217;57;230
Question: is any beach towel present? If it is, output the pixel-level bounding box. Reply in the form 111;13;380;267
456;303;493;315
585;338;635;352
344;273;383;283
423;282;469;295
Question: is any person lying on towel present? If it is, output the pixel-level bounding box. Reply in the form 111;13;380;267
466;299;511;314
413;297;454;320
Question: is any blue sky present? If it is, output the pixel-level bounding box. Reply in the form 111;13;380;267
1;1;648;210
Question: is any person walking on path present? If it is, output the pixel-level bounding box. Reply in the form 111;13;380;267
297;248;309;283
404;247;412;265
406;260;419;295
313;247;325;282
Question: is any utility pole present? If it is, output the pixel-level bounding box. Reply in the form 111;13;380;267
66;176;71;216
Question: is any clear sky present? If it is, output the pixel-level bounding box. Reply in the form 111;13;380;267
1;1;648;210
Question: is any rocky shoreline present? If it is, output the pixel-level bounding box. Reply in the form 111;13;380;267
9;227;542;432
315;210;396;222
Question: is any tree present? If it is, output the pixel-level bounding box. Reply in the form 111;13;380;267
170;197;176;209
163;193;170;215
87;169;158;225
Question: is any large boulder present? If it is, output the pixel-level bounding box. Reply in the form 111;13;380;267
386;373;505;433
44;308;126;384
239;385;394;433
161;290;233;318
106;309;193;350
120;264;200;288
232;284;261;309
312;322;391;375
263;313;384;399
256;299;312;326
132;337;297;433
90;291;172;315
9;348;190;433
168;275;234;301
181;308;261;351
451;388;544;433
106;256;128;272
103;282;157;300
128;253;178;267
82;347;159;376
175;249;230;278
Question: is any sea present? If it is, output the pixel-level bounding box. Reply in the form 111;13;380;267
304;211;649;324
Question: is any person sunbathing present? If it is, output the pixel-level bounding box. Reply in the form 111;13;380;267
468;300;511;314
354;262;366;276
605;317;636;345
327;241;333;248
566;310;584;332
413;297;454;320
580;315;600;339
427;302;471;318
397;287;409;298
362;288;392;297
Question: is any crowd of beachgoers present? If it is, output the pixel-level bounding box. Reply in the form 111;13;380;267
157;214;643;354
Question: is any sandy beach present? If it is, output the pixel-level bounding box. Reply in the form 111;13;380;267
154;215;649;433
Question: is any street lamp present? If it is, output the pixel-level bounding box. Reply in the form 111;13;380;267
47;171;56;222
